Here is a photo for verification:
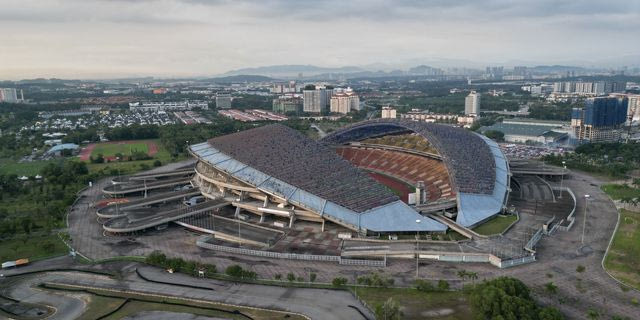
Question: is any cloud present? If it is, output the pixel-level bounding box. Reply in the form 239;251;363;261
0;0;638;79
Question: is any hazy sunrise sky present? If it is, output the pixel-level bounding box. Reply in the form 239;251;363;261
1;0;639;79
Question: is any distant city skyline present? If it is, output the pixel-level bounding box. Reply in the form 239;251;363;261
1;0;639;80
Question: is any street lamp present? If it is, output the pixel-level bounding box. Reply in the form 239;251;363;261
416;219;421;278
581;195;590;245
559;161;566;199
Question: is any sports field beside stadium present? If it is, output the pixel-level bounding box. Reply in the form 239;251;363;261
80;140;158;161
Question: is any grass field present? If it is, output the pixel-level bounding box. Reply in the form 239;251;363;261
473;214;518;236
0;158;58;176
601;184;640;200
87;141;183;175
0;234;68;262
355;287;472;320
604;209;640;290
43;284;306;320
91;142;149;158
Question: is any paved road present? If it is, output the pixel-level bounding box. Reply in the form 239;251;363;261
2;265;373;320
2;272;92;320
66;161;640;319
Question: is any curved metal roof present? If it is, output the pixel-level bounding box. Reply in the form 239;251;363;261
321;119;510;227
320;119;496;195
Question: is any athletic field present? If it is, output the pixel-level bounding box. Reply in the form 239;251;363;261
80;140;158;161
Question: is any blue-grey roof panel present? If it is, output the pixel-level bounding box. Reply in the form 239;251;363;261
361;201;447;232
233;166;271;187
203;152;231;165
456;135;509;227
215;158;248;174
260;178;298;199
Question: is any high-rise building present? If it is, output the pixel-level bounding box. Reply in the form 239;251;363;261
272;95;303;114
0;88;19;103
215;93;232;109
303;88;328;113
329;87;360;114
465;91;481;115
381;106;397;119
571;96;628;143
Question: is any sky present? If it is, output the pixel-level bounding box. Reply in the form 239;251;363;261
1;0;639;80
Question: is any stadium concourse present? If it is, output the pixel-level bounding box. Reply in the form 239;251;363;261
189;119;510;235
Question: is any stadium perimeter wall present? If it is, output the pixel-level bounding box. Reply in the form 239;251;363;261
196;236;535;269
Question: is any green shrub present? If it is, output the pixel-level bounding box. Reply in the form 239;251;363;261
332;277;348;287
287;273;295;282
437;280;450;291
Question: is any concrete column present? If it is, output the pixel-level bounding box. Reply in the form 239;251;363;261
263;197;269;207
289;213;296;228
321;218;325;232
259;214;265;223
234;206;241;219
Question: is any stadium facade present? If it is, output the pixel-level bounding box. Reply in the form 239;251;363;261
189;119;510;234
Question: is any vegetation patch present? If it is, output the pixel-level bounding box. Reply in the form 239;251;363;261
601;184;640;201
0;233;67;262
473;214;518;236
604;209;640;290
355;286;472;320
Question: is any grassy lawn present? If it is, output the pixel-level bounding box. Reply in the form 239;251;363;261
604;209;640;290
473;214;518;236
355;287;472;320
43;283;305;320
601;184;640;200
0;234;68;262
0;158;58;176
87;142;183;175
77;295;125;320
91;141;149;158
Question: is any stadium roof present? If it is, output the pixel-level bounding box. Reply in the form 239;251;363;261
207;124;398;212
321;119;496;195
191;124;446;232
321;119;510;227
46;143;79;154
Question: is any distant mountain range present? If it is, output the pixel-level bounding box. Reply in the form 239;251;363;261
221;65;365;78
200;74;274;83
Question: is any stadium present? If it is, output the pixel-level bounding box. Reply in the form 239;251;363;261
188;118;510;236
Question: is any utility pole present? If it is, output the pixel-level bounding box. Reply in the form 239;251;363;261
415;219;421;278
581;194;590;245
559;161;566;199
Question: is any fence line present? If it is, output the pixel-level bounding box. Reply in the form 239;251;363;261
196;236;386;267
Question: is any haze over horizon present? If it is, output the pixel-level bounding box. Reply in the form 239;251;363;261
1;0;639;80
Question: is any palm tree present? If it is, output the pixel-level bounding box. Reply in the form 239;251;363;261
457;270;467;285
468;272;479;285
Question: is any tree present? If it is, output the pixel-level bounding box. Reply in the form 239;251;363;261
274;274;282;281
309;273;317;283
544;282;558;294
586;308;600;320
484;130;505;142
457;270;468;285
437;279;450;291
374;297;402;320
332;277;347;287
468;272;478;285
287;273;296;282
42;241;56;254
20;217;32;234
576;265;586;273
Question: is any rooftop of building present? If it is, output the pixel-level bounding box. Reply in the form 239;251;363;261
479;123;559;137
